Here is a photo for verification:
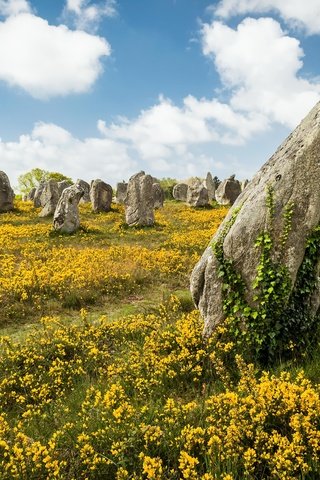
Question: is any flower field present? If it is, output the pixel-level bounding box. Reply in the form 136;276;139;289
1;200;320;479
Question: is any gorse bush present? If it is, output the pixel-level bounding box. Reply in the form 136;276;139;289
1;298;320;479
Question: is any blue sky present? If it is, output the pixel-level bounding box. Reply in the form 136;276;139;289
1;0;320;188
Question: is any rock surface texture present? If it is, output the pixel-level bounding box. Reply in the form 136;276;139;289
186;185;209;207
173;183;188;202
27;187;36;201
77;179;91;203
39;180;59;217
205;172;216;200
152;183;165;209
190;101;320;338
90;179;113;213
58;180;72;197
215;176;241;205
33;180;46;208
116;182;128;204
0;171;14;212
125;171;154;226
53;184;84;234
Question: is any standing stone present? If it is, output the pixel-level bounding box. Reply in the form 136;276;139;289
39;180;59;217
77;179;91;203
0;171;14;212
190;100;320;338
33;180;46;208
90;179;113;213
204;172;216;201
22;194;28;202
58;180;72;197
187;185;209;207
116;182;128;204
152;183;165;209
27;187;36;201
53;184;84;234
215;175;241;205
173;183;188;202
125;171;154;226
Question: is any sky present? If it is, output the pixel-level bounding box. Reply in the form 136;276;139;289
1;0;320;190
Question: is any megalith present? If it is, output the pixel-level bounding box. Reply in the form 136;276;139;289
77;179;91;203
152;183;165;209
186;185;209;207
33;180;46;208
90;179;113;213
215;175;241;205
53;184;84;234
204;172;216;200
173;183;188;202
125;171;154;226
190;101;320;339
0;171;14;212
39;179;59;217
116;181;128;204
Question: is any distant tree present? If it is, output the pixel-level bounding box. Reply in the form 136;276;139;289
213;176;221;189
18;168;73;194
159;178;177;200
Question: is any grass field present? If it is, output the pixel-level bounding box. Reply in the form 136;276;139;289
1;200;320;479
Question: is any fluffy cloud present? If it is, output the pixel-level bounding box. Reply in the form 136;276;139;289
201;17;320;128
64;0;117;31
0;12;110;98
214;0;320;35
0;0;30;16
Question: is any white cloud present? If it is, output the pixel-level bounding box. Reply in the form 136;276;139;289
215;0;320;35
201;17;320;128
0;0;31;16
64;0;117;32
0;12;110;98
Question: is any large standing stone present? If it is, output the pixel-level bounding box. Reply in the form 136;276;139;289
187;185;209;207
39;180;59;217
0;171;14;212
204;172;216;200
173;183;188;202
33;180;46;208
190;101;320;338
152;183;165;209
58;180;72;197
77;179;91;203
90;179;113;213
53;184;84;234
125;171;154;226
27;187;36;201
215;175;241;205
241;179;249;191
116;182;128;204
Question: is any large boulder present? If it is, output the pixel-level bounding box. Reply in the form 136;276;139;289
204;172;216;200
125;171;154;226
38;180;59;217
0;171;14;212
90;179;113;213
33;180;46;208
215;175;241;205
152;183;165;209
115;181;128;204
77;179;91;203
173;183;188;202
53;184;84;234
186;185;209;207
190;101;320;339
58;180;72;197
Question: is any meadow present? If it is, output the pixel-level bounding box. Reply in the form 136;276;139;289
1;200;320;479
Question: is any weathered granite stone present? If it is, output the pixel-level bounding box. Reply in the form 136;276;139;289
0;171;14;212
116;182;128;204
204;172;216;200
77;179;91;203
58;180;72;197
33;180;46;208
187;185;209;207
39;180;59;217
173;183;188;202
53;184;84;233
90;179;113;213
27;187;36;201
191;101;320;338
241;179;249;191
125;171;154;226
152;183;165;209
215;176;241;205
